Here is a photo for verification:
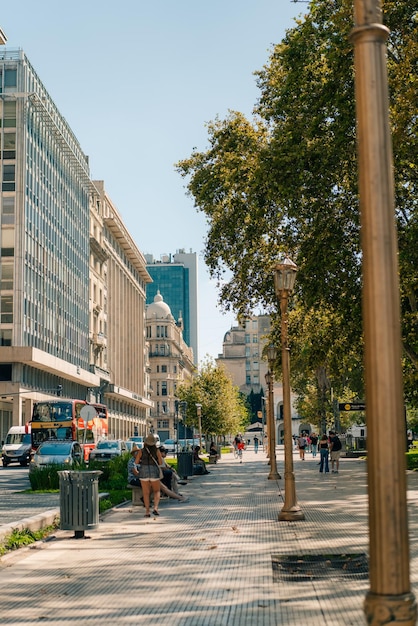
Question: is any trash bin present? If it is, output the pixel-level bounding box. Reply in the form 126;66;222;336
177;451;193;479
58;470;102;539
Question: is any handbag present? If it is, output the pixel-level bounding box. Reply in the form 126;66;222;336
149;450;164;479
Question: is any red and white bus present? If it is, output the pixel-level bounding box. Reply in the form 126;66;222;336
30;399;108;461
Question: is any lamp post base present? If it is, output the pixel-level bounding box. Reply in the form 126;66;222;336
364;591;417;625
268;470;281;480
278;506;305;522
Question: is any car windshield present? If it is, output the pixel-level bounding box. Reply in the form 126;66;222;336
97;441;118;449
38;443;72;455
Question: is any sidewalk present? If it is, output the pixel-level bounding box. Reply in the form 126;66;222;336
1;447;418;625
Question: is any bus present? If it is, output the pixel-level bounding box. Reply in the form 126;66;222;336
30;399;108;461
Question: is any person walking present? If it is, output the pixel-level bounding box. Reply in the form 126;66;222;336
297;434;307;460
318;434;330;473
329;431;343;473
253;435;259;453
310;433;318;458
135;434;163;517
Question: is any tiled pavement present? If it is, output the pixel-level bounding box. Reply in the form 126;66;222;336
1;447;418;625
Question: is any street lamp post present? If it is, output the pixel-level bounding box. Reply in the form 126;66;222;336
196;403;202;450
350;2;416;622
266;346;280;480
274;257;305;522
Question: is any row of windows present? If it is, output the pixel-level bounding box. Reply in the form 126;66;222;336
246;375;260;385
245;334;259;343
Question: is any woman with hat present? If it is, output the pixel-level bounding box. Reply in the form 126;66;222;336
134;434;163;517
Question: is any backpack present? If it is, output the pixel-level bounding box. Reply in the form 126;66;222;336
332;436;342;451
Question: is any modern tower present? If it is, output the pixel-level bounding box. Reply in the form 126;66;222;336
145;250;198;363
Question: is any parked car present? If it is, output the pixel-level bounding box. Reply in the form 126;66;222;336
177;438;206;451
127;436;144;449
2;426;32;467
29;441;83;473
162;439;176;453
89;439;127;462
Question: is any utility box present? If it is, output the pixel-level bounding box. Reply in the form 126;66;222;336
58;470;102;538
177;451;193;479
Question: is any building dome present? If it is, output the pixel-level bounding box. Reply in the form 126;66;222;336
146;290;173;320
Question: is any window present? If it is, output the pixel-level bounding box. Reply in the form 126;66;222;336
246;375;251;385
245;334;250;344
253;361;259;371
161;382;167;396
2;133;15;159
162;402;167;414
2;197;15;224
0;101;16;127
246;360;251;371
0;330;12;346
1;295;13;323
161;365;167;373
2;165;15;191
1;229;14;257
0;264;13;289
252;335;258;343
245;347;250;357
4;69;17;88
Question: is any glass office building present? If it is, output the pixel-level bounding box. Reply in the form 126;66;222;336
0;49;97;433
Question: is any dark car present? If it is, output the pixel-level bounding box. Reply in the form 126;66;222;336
89;439;127;462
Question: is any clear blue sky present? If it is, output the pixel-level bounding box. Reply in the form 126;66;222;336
2;0;304;362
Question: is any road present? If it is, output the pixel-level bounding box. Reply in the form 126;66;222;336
0;464;59;529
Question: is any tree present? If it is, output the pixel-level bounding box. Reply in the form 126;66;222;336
177;0;418;407
175;359;250;439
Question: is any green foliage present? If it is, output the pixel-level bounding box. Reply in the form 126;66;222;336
176;358;250;437
406;451;418;471
176;0;418;408
0;524;58;557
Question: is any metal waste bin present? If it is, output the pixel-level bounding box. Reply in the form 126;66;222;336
177;451;193;479
58;470;102;538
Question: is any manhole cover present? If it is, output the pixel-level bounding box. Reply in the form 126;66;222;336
272;553;368;582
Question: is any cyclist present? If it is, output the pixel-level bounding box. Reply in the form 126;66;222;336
237;439;245;463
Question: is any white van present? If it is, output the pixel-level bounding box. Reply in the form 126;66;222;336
2;426;32;467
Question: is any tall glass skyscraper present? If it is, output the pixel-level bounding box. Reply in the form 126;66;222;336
145;250;198;363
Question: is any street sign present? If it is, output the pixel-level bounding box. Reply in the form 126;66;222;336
80;405;97;421
338;402;366;412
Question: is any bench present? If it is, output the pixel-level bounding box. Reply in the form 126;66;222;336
127;484;143;506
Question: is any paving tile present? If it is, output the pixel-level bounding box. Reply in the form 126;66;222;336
0;447;417;625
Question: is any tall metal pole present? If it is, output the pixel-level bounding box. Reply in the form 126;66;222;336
278;292;304;521
350;1;416;622
196;403;202;450
266;370;280;480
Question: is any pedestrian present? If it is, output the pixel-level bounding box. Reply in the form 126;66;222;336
319;434;330;473
135;433;163;517
253;435;259;453
193;445;210;474
127;445;141;487
310;432;318;457
297;434;307;460
329;431;343;473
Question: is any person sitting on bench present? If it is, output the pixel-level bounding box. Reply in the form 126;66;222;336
127;445;141;487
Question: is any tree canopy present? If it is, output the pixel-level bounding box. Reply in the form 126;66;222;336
177;0;418;416
175;360;250;438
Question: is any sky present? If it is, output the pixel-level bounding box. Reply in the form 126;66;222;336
1;0;304;363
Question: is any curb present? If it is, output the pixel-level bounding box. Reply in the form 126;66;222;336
0;508;59;541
